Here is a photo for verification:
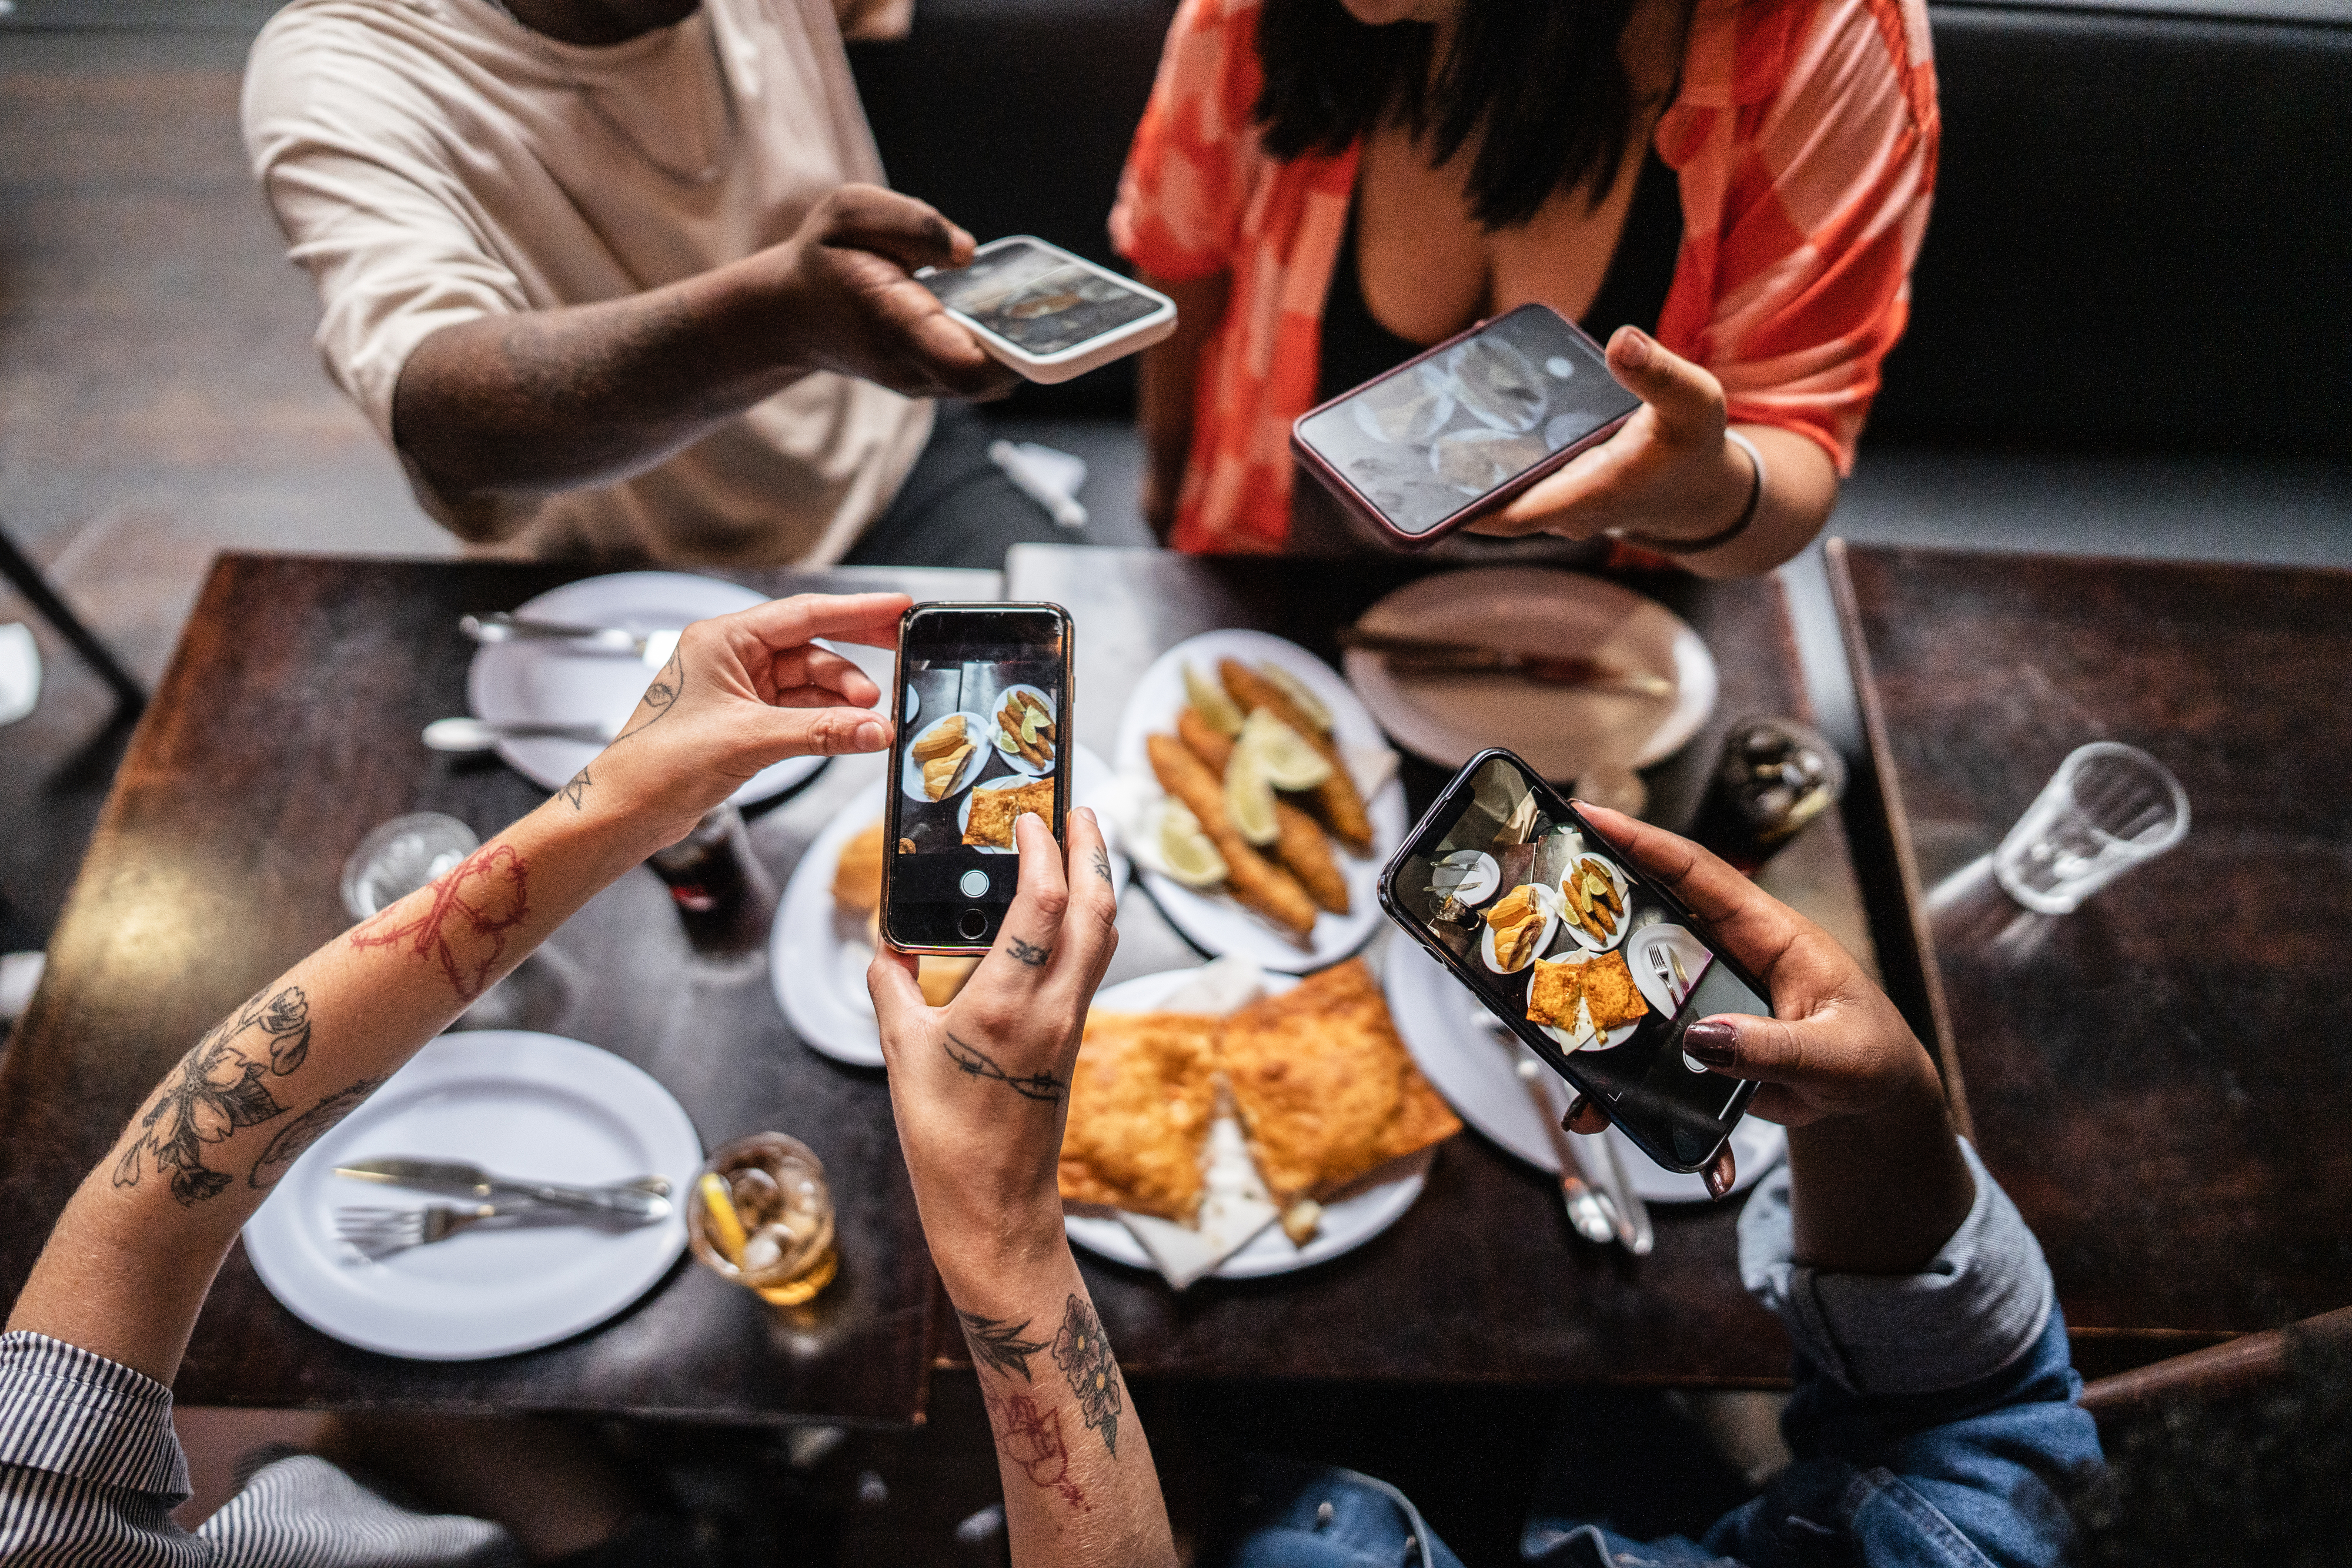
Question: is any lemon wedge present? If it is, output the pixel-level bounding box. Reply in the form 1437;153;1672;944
1184;663;1245;736
698;1171;749;1265
1257;661;1332;734
1158;800;1230;887
1222;747;1281;845
1235;708;1333;791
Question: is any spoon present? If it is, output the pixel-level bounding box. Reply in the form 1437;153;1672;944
423;717;614;753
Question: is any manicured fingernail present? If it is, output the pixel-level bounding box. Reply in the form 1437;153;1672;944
1561;1094;1588;1132
854;719;885;749
1682;1018;1738;1063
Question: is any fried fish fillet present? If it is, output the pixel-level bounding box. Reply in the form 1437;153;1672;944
1218;660;1374;853
964;777;1056;848
1177;714;1345;915
1058;1011;1221;1222
1148;732;1318;938
1218;959;1461;1206
1177;705;1235;772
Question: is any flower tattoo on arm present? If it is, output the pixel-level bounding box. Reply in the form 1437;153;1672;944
111;985;313;1205
1051;1294;1122;1459
348;843;530;1001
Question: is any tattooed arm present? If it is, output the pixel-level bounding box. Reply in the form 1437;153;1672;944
871;811;1177;1568
7;592;912;1385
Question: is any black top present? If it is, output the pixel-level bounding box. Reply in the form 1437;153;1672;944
1315;147;1685;406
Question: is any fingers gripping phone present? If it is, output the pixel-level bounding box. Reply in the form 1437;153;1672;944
1292;303;1641;547
882;603;1074;954
917;236;1177;384
1378;750;1762;1174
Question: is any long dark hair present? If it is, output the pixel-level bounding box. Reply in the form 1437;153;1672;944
1254;0;1645;229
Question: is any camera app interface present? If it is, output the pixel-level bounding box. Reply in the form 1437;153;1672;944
1395;757;1763;1134
1297;305;1641;535
922;241;1160;357
894;613;1065;911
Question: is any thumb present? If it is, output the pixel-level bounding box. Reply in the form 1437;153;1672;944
868;945;928;1049
815;184;973;275
1607;326;1725;447
1681;1011;1825;1087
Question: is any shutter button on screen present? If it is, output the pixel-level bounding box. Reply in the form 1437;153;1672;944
956;907;990;941
958;869;991;898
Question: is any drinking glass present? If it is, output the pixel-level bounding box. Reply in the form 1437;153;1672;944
1992;743;2189;914
340;812;479;921
687;1133;838;1306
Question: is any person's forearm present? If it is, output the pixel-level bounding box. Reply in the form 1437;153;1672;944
6;785;674;1381
1135;270;1228;544
1785;1064;1976;1276
392;253;817;527
1671;423;1838;579
944;1231;1178;1568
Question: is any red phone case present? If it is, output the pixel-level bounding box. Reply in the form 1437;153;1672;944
1289;303;1635;549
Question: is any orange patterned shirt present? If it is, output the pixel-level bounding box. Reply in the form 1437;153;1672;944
1110;0;1938;554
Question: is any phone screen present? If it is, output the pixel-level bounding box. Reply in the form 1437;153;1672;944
920;240;1161;357
884;604;1073;951
1384;751;1760;1171
1295;304;1640;537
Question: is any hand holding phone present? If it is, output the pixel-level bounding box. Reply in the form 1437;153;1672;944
918;237;1177;384
883;603;1075;953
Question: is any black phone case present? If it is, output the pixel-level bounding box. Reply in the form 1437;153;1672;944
879;602;1075;955
1376;749;1760;1175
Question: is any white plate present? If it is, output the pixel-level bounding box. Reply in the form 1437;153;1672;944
900;711;993;803
987;683;1060;777
243;1032;700;1360
774;748;1128;1068
1529;949;1643;1055
1552;852;1633;954
1479;905;1556;974
1382;940;1781;1203
1063;968;1431;1278
467;573;826;807
1341;569;1716;781
1625;921;1713;1016
1114;630;1408;975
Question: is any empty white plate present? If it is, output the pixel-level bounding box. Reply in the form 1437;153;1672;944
243;1032;700;1360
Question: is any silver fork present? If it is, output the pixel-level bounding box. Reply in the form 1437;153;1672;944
335;1203;506;1260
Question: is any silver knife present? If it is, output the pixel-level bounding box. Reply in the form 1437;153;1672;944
1576;1123;1654;1256
1515;1057;1618;1245
334;1158;671;1221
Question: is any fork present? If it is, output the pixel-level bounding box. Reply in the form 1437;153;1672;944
335;1203;506;1260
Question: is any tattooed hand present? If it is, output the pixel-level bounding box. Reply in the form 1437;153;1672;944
580;592;910;845
869;807;1119;1285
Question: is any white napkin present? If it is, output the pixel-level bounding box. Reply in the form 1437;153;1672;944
1110;957;1284;1287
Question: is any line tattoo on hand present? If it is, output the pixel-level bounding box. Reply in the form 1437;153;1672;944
557;767;590;810
1090;845;1112;884
1051;1294;1122;1459
981;1383;1089;1511
349;843;530;1001
615;647;683;741
249;1077;383;1191
960;1309;1050;1382
943;1031;1066;1102
112;985;313;1205
1005;934;1051;967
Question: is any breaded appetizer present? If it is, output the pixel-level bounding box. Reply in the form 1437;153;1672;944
964;776;1057;848
1058;1011;1222;1223
1148;733;1318;937
1218;660;1373;852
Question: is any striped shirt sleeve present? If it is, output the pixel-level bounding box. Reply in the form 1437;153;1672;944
0;1330;515;1567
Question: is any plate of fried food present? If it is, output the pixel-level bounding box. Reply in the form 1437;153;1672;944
1112;631;1406;973
1060;957;1461;1284
773;750;1128;1066
901;711;994;803
991;683;1059;776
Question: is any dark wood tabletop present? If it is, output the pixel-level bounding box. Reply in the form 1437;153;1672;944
1830;541;2352;1357
0;554;997;1425
994;545;1894;1385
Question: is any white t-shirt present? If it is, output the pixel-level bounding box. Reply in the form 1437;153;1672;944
243;0;933;565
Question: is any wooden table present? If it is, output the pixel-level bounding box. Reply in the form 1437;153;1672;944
994;546;1889;1385
0;554;996;1425
1830;541;2352;1367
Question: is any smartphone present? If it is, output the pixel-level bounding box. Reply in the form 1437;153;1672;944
1291;303;1641;547
1378;749;1762;1174
881;603;1074;954
917;236;1177;384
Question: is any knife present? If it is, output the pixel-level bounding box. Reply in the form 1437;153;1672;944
1577;1124;1654;1256
1336;629;1672;696
1515;1057;1619;1245
461;614;681;671
333;1158;672;1221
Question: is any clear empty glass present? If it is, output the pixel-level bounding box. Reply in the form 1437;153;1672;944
340;812;480;921
1992;743;2188;914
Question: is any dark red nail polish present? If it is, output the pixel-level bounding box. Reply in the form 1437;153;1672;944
1682;1018;1738;1063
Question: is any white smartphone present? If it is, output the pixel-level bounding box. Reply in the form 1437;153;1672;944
917;236;1177;384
